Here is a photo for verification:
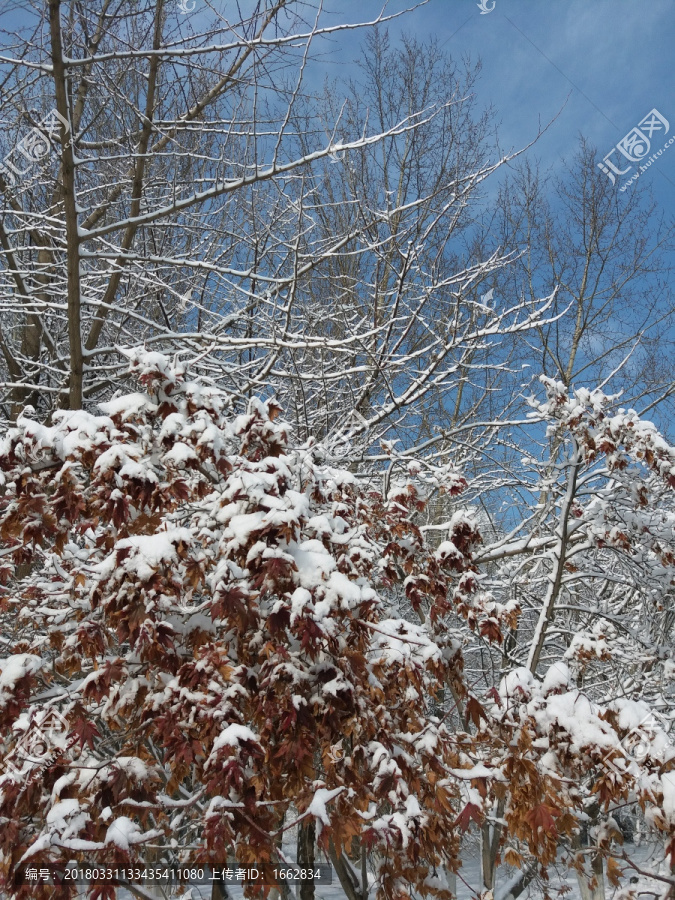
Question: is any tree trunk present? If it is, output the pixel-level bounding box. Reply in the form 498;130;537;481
298;819;316;900
443;866;457;898
481;799;505;892
49;0;83;410
574;858;605;900
211;879;230;900
496;860;538;900
572;821;606;900
328;840;362;900
527;441;580;675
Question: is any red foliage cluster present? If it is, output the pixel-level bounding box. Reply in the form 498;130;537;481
0;352;507;899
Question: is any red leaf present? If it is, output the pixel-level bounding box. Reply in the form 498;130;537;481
487;686;503;708
466;695;487;727
525;803;560;837
90;885;117;900
455;802;482;833
69;718;101;750
479;617;503;644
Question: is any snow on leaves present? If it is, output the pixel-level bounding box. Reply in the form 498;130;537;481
531;375;675;488
0;350;506;900
1;353;673;899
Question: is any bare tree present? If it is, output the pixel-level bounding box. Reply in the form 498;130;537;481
0;0;447;413
0;1;555;485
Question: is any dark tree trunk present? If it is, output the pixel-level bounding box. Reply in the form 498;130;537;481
211;878;230;900
298;819;316;900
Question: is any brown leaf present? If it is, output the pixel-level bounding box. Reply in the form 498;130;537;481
606;857;623;887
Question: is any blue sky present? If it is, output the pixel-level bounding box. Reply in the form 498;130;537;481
314;0;675;214
304;0;675;436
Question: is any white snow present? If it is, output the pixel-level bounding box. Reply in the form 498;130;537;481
96;527;193;581
104;816;145;850
307;786;344;829
0;653;41;707
542;661;571;695
211;724;258;753
499;666;535;702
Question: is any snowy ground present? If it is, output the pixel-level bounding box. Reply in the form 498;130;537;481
86;842;669;900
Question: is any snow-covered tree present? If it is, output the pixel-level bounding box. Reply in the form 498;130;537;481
459;376;675;898
1;352;674;900
1;4;674;899
0;350;505;899
0;0;553;470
